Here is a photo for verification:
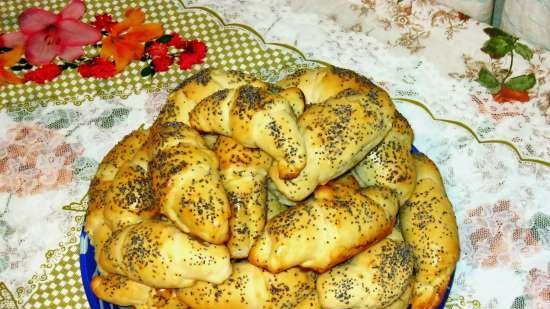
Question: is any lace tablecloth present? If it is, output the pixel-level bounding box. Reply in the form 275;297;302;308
0;1;548;309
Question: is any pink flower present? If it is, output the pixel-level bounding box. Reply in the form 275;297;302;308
0;0;101;66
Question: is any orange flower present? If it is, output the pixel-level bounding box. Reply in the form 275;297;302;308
0;46;24;85
100;8;163;72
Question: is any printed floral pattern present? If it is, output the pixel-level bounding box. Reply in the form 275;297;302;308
0;122;83;196
524;268;550;309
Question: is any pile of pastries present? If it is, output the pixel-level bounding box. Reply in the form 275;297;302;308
85;66;460;309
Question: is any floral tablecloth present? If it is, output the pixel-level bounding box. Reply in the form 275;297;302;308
0;1;549;309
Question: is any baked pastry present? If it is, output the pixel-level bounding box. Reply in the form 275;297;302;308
98;220;231;288
148;121;230;244
399;154;460;309
213;136;273;258
86;128;150;254
295;292;322;309
268;89;395;201
353;111;416;205
103;147;158;231
316;228;414;309
176;261;316;309
267;184;289;220
189;85;306;179
276;66;380;105
249;177;399;273
386;285;412;309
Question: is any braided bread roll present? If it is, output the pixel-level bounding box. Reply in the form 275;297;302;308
98;220;231;288
86;128;150;253
276;66;381;105
148;121;230;244
268;89;395;201
176;262;316;309
213;136;273;258
249;177;399;273
316;228;414;309
353;111;416;205
399;154;460;309
189;85;306;179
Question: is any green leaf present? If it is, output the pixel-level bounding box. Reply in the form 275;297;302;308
156;34;173;43
504;74;536;91
481;36;514;59
94;107;130;128
476;67;501;93
514;42;533;61
483;27;515;40
141;66;154;77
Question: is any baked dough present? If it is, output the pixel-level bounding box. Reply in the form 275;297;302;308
399;153;460;309
98;220;231;288
249;177;399;273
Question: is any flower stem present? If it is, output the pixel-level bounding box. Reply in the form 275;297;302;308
502;49;514;85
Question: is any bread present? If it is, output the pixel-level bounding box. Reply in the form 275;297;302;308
176;261;316;309
295;292;322;309
98;220;231;288
91;274;187;309
213;136;273;258
103;147;158;231
385;285;412;309
316;228;414;309
249;178;399;273
353;111;416;205
148;121;230;244
399;153;460;309
189;85;306;179
276;66;380;105
267;184;289;220
86;128;150;254
268;89;395;201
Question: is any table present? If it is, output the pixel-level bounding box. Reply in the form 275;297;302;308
0;1;548;308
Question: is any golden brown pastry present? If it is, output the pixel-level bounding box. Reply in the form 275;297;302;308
148;121;230;244
353;111;416;205
249;177;399;273
176;261;316;309
399;153;460;309
98;220;231;288
189;85;306;179
103;147;158;231
276;66;380;105
91;274;153;306
316;228;414;309
295;292;323;309
136;289;188;309
386;285;412;309
86;128;150;253
213;136;273;258
268;89;395;201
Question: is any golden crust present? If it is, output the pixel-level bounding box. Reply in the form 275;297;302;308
98;220;231;288
249;181;399;273
353;111;416;205
91;274;153;306
213;136;272;258
176;262;315;309
399;153;460;309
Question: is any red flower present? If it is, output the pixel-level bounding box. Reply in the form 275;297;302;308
152;56;173;72
23;64;62;84
78;57;117;79
92;13;116;32
492;86;530;103
178;40;207;70
168;33;185;49
146;42;168;59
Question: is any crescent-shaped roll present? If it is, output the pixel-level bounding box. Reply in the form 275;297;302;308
148;121;230;244
316;228;414;309
399;153;460;309
276;66;381;105
103;147;158;231
249;177;399;273
176;262;316;309
189;85;306;180
295;292;323;309
98;220;231;288
353;111;416;205
86;128;150;252
213;136;272;258
386;285;413;309
268;89;395;201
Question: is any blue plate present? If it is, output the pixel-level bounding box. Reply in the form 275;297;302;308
80;145;455;309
